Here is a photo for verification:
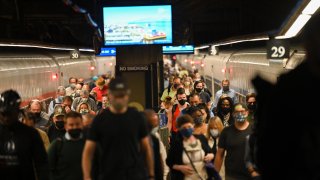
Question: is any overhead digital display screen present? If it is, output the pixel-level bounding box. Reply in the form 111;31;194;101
103;5;172;46
162;45;194;54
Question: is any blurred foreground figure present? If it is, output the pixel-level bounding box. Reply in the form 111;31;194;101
0;90;49;180
253;13;320;179
82;78;154;180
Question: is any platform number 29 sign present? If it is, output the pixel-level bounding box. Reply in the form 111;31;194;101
267;40;290;59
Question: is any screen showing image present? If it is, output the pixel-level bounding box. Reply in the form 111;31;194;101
103;5;172;46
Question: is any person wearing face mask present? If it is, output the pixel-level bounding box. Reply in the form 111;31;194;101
91;77;108;103
193;81;211;107
76;102;96;116
245;93;257;125
207;117;223;154
213;80;238;109
66;77;78;96
48;111;85;180
48;86;66;116
167;88;189;144
82;78;155;180
47;105;67;142
186;106;207;136
183;77;193;96
28;99;49;131
216;96;234;127
197;103;212;123
0;90;49;180
72;90;97;112
214;103;252;180
160;76;182;103
166;114;216;180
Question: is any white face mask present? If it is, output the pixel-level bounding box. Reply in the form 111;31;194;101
210;129;219;138
81;98;88;103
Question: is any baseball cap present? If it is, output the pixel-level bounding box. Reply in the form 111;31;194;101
53;105;66;117
108;77;130;96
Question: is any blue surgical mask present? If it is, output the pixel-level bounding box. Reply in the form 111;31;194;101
234;113;247;122
180;128;194;138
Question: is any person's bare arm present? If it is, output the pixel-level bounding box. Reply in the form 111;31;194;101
82;140;97;180
214;148;225;172
141;136;155;178
167;109;172;132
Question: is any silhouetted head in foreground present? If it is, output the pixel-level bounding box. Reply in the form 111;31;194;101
303;13;320;72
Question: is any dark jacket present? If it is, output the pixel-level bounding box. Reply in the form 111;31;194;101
166;134;212;180
0;121;49;180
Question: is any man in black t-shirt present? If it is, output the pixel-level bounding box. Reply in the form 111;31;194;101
82;78;155;180
0;90;49;180
214;103;253;180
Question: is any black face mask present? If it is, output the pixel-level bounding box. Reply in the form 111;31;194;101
247;103;257;112
33;112;41;118
221;107;231;114
195;88;202;93
223;86;229;91
173;84;180;89
55;120;65;130
178;99;186;105
68;128;82;139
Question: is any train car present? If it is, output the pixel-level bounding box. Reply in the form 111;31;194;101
0;46;116;107
176;47;306;103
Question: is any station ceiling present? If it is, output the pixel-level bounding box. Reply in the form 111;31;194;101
0;0;300;47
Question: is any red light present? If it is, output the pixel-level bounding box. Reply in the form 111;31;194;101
90;66;95;71
222;68;226;73
109;62;113;66
172;55;177;60
52;74;57;80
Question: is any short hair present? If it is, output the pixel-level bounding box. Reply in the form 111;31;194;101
246;93;256;102
233;103;249;111
173;76;181;82
62;96;73;103
185;106;202;116
80;90;89;96
64;111;82;123
189;93;200;99
69;77;78;83
176;114;194;129
176;88;186;97
57;86;66;93
28;99;41;110
221;79;230;85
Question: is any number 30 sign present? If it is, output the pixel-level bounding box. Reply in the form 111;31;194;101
267;40;290;59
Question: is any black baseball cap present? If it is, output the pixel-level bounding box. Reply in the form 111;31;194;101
108;77;130;96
